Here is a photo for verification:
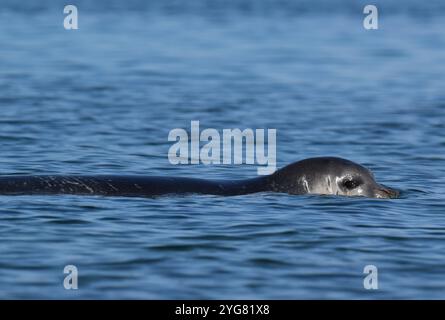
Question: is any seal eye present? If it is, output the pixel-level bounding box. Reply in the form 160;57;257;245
343;179;359;190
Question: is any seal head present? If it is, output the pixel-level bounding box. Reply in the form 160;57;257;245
271;157;398;198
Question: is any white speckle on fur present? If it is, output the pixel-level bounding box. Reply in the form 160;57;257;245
300;176;310;193
327;176;333;194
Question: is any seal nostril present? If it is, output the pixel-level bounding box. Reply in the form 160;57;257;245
390;189;400;198
377;185;399;199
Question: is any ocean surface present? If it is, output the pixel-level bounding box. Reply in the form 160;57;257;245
0;0;445;299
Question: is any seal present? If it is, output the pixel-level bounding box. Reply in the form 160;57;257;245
0;157;398;198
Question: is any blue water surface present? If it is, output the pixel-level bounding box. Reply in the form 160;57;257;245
0;1;445;299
